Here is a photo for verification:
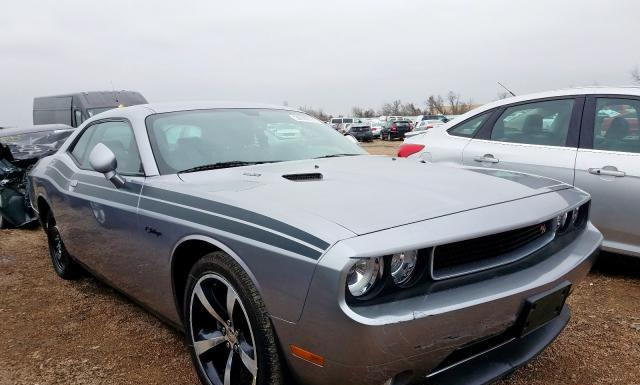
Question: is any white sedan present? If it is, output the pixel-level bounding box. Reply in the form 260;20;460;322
398;87;640;258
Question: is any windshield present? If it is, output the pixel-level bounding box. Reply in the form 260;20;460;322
146;109;366;174
0;129;74;147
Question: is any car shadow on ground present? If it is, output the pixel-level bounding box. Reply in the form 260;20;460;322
593;251;640;279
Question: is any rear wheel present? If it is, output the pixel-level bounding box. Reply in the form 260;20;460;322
184;252;283;385
45;212;82;279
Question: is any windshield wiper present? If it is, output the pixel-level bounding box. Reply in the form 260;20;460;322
178;161;277;174
313;153;360;159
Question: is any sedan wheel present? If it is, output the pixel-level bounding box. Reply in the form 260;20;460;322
185;253;283;385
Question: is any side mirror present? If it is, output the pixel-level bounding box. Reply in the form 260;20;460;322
89;143;126;188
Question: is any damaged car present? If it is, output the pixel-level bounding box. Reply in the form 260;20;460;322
29;103;602;385
0;124;74;228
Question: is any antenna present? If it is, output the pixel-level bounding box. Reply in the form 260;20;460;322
110;80;119;103
497;81;516;97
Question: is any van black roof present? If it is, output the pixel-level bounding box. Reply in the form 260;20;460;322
34;91;147;109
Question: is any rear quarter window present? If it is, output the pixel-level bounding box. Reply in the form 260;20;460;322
448;112;492;137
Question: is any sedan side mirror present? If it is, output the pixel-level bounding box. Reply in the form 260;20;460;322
89;143;126;188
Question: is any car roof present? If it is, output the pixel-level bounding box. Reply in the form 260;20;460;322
91;101;303;120
0;124;74;137
483;86;640;109
450;86;640;123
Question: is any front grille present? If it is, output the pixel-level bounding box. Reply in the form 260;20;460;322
431;220;554;280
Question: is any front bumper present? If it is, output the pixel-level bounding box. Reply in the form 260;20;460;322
353;133;373;141
388;131;409;139
273;220;601;385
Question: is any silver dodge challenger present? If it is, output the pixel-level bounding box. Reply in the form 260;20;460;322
28;102;602;385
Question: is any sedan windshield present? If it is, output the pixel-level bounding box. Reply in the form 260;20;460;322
146;109;366;174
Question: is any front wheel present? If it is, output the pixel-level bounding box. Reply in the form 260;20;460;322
45;212;83;279
184;252;284;385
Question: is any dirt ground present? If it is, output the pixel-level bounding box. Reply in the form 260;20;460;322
1;139;639;385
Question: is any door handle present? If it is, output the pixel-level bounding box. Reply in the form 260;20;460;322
588;167;626;177
473;154;499;164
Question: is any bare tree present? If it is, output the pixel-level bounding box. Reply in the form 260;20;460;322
379;102;394;116
426;95;446;115
362;108;376;118
399;102;422;116
496;91;510;100
632;67;640;84
447;91;474;115
392;100;402;115
379;100;403;116
427;92;474;115
299;106;330;122
351;106;364;117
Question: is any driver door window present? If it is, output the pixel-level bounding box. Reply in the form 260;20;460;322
70;120;143;175
462;98;579;184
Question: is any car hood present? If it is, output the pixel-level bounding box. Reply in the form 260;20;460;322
177;155;569;236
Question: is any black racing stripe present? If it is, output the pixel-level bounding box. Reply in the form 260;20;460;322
142;186;330;250
53;160;75;179
140;197;322;259
75;174;144;194
76;173;107;185
45;167;68;188
74;183;140;207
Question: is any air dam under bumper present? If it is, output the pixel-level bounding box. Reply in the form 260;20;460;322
273;223;602;385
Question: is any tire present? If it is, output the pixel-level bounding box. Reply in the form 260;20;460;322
0;194;8;229
45;212;83;279
184;252;284;385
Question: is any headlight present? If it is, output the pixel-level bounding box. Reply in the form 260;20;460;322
390;250;418;287
556;211;570;232
556;203;590;235
346;257;383;297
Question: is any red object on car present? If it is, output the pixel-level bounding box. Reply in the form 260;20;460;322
397;143;425;158
391;123;397;132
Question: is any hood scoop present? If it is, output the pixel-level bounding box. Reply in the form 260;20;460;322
282;172;323;182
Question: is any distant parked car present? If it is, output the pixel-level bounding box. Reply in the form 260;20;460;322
347;123;373;142
404;119;445;139
267;123;302;139
329;117;354;132
400;87;640;258
379;115;403;122
370;120;384;138
413;114;449;124
381;119;411;140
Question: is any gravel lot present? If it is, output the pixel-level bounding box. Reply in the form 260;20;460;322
1;139;639;385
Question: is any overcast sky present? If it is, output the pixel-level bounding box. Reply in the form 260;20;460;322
1;0;639;126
